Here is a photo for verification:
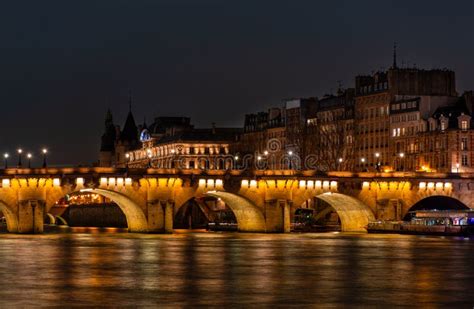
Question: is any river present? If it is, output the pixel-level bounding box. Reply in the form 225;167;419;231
0;230;472;307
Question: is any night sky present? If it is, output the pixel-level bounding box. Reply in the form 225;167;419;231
1;0;473;165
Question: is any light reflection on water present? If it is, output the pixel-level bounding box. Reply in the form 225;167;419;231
0;230;472;307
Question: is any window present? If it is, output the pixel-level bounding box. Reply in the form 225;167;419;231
440;121;446;131
461;120;468;130
461;138;468;150
462;154;468;166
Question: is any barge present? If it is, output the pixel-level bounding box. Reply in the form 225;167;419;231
368;210;474;236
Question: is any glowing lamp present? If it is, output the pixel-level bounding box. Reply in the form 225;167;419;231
419;182;426;190
108;177;116;186
307;180;314;189
436;182;443;189
53;178;61;187
207;179;215;187
241;179;249;188
299;180;306;188
116;178;124;186
76;177;84;186
198;179;206;187
215;179;223;187
125;178;133;186
100;178;107;186
250;180;257;188
2;179;10;188
315;180;322;188
427;182;434;189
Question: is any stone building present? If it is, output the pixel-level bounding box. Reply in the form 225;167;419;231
392;94;474;173
304;89;355;171
126;117;241;169
354;64;457;171
236;108;286;169
284;98;318;159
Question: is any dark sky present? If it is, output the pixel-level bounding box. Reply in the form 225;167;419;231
1;0;473;165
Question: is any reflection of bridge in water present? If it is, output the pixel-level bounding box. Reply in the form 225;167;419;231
0;167;472;233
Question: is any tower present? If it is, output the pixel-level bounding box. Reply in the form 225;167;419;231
99;109;117;167
115;93;139;167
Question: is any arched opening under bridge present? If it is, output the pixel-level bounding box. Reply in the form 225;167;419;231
50;188;147;232
0;200;19;233
174;196;237;231
204;191;266;232
403;196;470;221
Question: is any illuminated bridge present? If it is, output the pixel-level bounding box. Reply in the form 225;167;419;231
0;167;472;233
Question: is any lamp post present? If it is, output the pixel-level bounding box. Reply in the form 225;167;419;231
338;157;343;171
42;148;48;168
17;148;23;168
399;152;405;172
27;153;32;168
456;162;460;173
360;157;365;171
288;151;293;170
375;152;380;172
4;153;9;169
125;153;130;167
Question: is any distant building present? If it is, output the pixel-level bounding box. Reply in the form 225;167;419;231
236;107;286;169
354;63;457;171
127;117;241;169
305;89;355;171
98;101;139;168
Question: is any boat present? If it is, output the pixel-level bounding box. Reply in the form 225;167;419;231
367;210;474;236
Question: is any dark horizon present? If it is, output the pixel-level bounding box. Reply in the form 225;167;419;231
1;0;473;165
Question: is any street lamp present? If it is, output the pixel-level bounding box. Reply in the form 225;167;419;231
42;148;48;168
27;153;32;168
288;151;293;169
456;162;460;173
17;148;23;168
263;150;268;156
375;153;380;171
4;153;9;169
338;157;343;171
399;153;405;171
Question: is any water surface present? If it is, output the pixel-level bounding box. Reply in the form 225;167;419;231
0;231;472;307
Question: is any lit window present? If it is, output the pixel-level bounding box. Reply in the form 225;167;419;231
440;121;446;131
461;120;468;130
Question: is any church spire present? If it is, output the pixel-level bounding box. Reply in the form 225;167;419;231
392;42;398;69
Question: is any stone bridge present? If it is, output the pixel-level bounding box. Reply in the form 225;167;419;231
0;167;473;233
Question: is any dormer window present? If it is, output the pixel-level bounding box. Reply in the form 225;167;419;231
440;121;447;131
457;114;471;131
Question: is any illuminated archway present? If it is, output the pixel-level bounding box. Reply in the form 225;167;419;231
0;200;18;233
205;191;266;232
74;189;148;232
315;193;375;232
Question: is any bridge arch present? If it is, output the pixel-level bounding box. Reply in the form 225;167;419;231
0;200;18;233
68;188;148;232
403;195;470;220
314;193;375;232
204;191;266;232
